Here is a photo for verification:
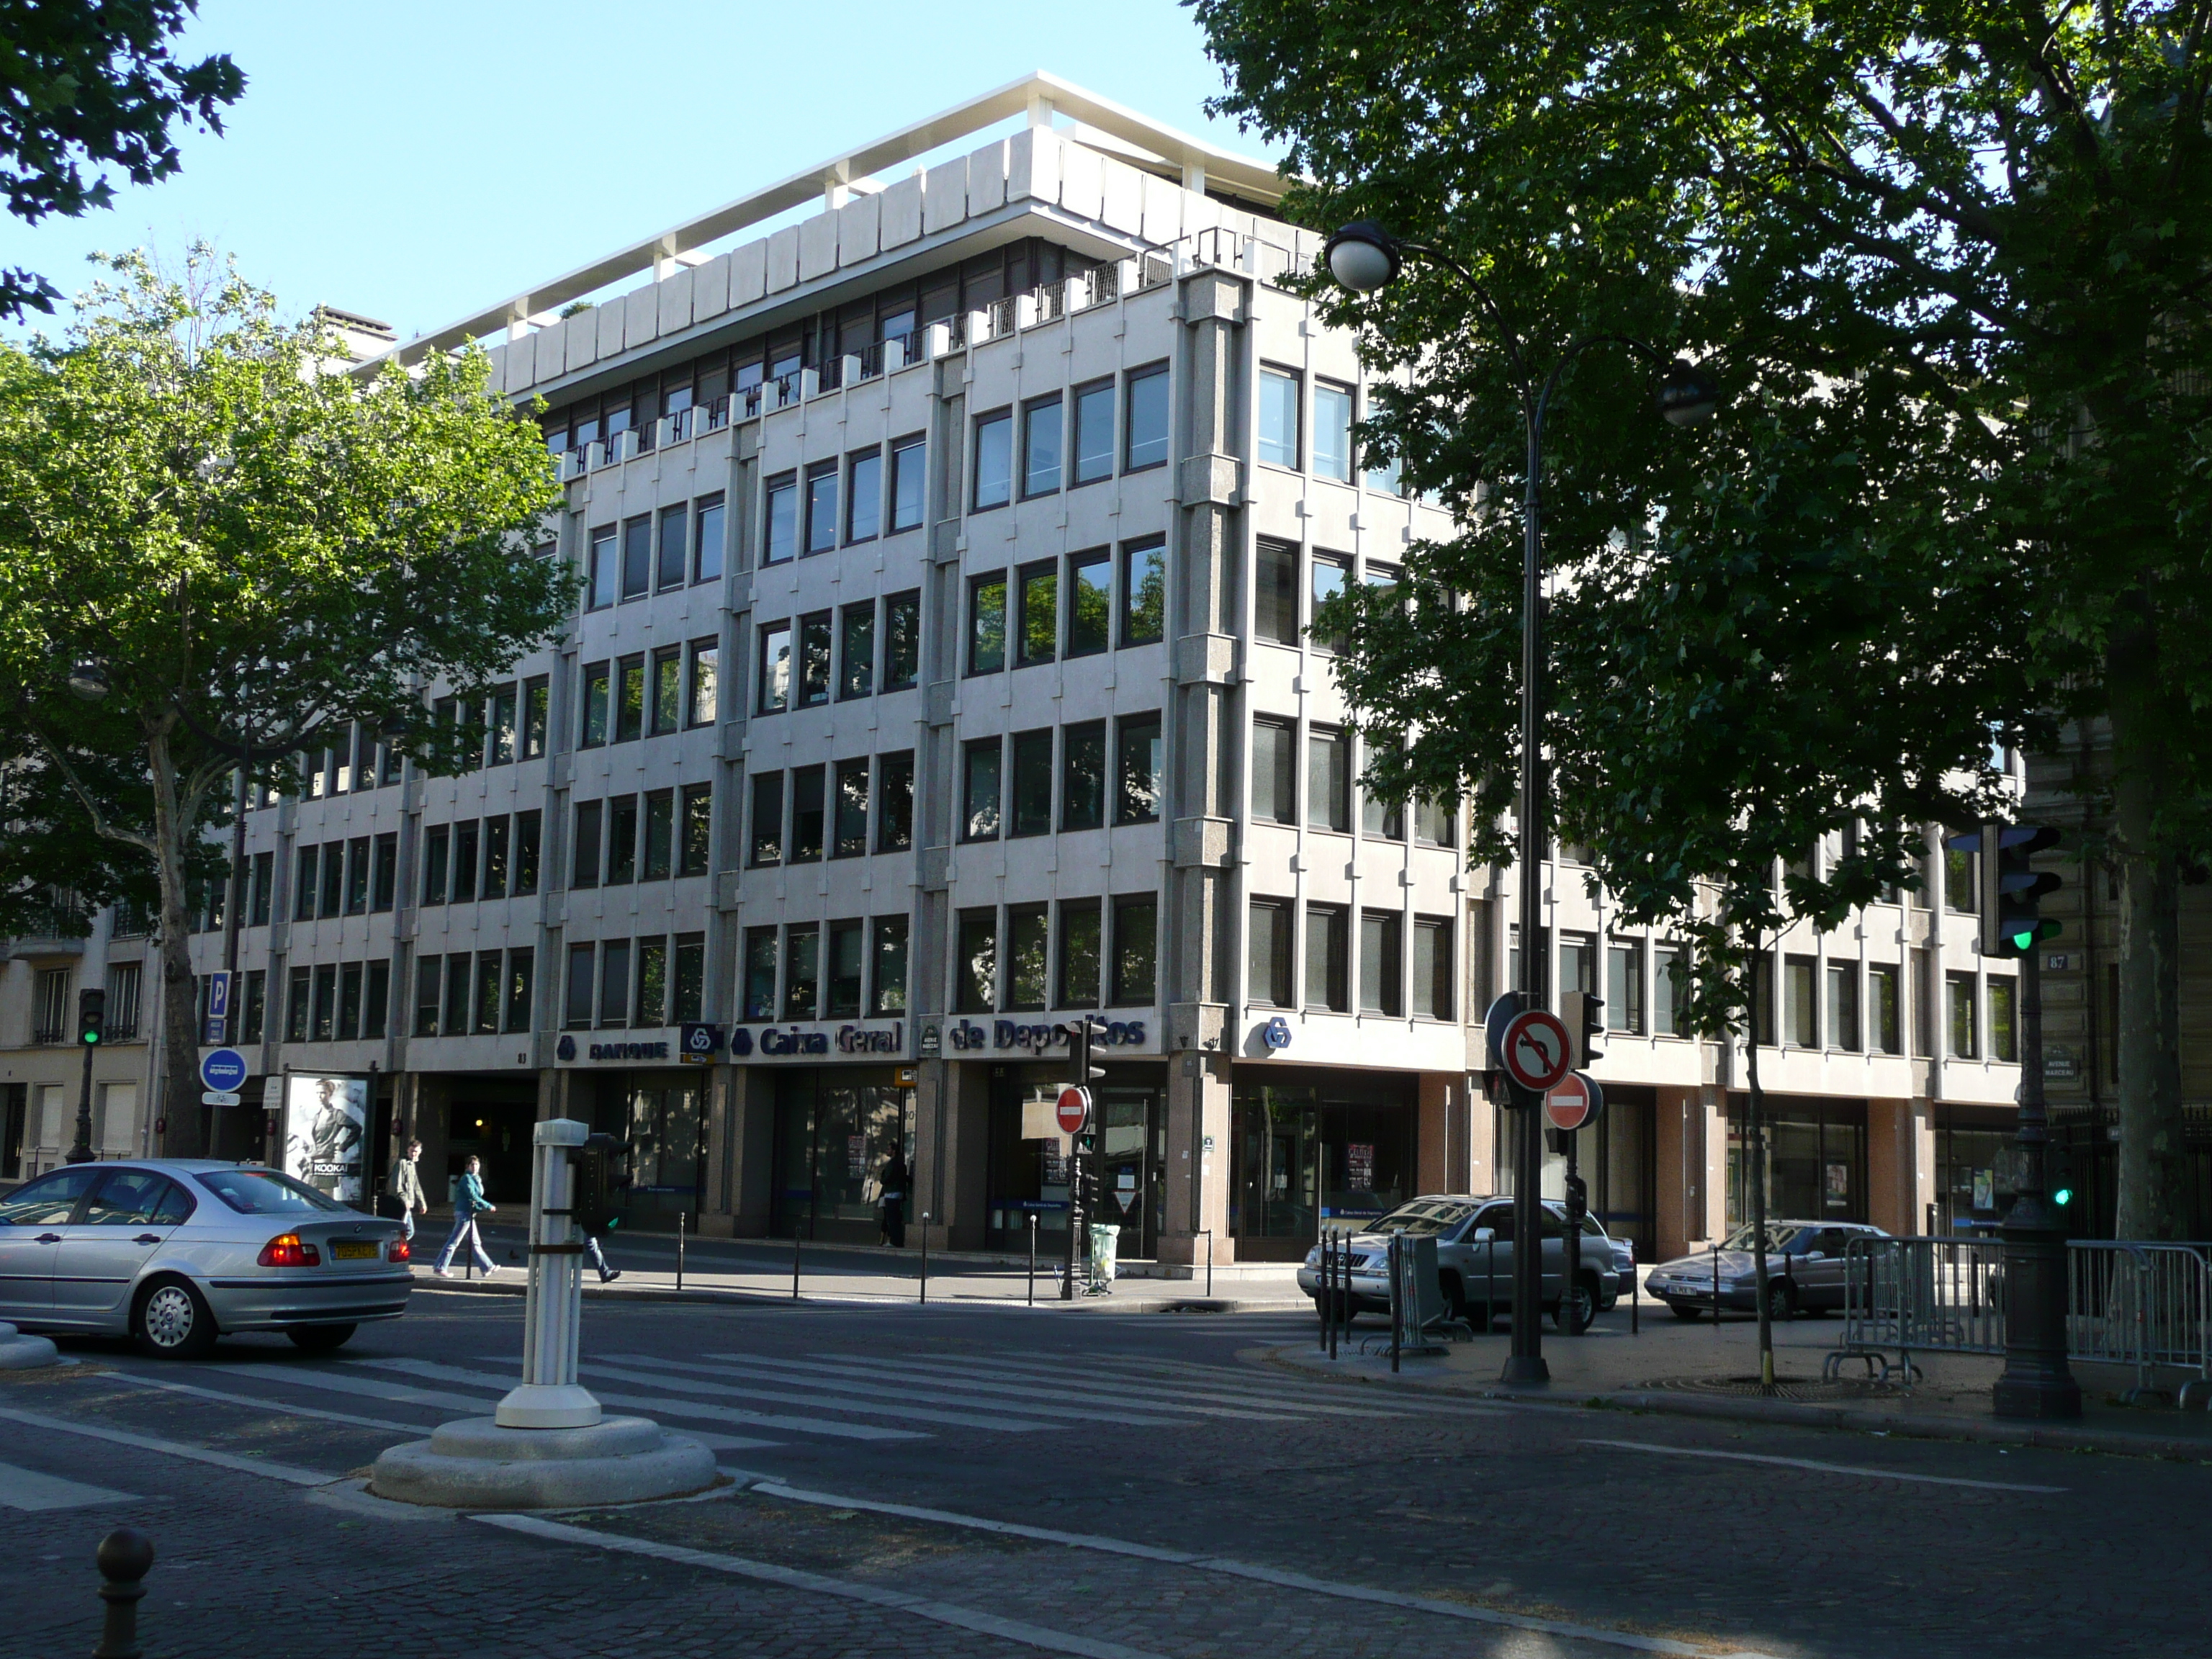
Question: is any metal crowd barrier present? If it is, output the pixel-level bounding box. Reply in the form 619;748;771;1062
1828;1235;2212;1400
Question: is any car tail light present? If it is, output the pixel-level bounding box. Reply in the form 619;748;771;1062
258;1233;322;1267
388;1236;411;1263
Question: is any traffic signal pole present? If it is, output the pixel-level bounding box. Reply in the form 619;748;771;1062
66;989;104;1164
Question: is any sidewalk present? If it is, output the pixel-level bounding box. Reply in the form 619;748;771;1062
405;1218;1308;1313
1271;1306;2212;1461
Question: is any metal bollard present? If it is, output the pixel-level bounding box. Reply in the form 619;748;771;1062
1389;1234;1403;1374
1629;1241;1639;1334
792;1231;801;1302
1318;1232;1331;1352
675;1212;685;1294
1712;1244;1722;1326
919;1211;930;1305
1027;1213;1037;1307
93;1527;153;1659
1201;1228;1214;1299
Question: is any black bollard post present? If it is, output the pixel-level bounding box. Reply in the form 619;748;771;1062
1027;1212;1037;1308
675;1212;685;1294
93;1527;154;1659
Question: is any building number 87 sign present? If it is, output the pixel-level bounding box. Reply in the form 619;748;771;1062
1500;1010;1573;1094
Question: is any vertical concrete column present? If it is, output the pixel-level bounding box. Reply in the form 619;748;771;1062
912;1058;989;1251
1466;1089;1499;1197
1417;1071;1455;1195
718;1064;775;1238
1161;1051;1233;1267
1867;1095;1934;1236
1653;1084;1725;1258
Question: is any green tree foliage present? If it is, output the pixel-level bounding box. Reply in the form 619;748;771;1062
0;248;571;1154
0;1;243;320
1195;0;2212;1233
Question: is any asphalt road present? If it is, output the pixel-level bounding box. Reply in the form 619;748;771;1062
2;1285;2205;1659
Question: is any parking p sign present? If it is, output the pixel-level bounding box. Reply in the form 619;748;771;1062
199;1047;249;1094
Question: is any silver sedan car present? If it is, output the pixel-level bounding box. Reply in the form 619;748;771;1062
0;1159;411;1357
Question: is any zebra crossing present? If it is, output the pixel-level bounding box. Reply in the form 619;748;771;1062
122;1336;1461;1454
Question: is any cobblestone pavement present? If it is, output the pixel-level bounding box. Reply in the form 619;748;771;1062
2;1290;2206;1658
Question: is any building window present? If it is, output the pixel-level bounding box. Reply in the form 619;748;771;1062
1022;394;1063;497
876;751;915;852
1255;539;1298;646
563;945;593;1030
642;789;675;881
834;760;870;858
650;647;683;736
1786;954;1818;1046
1306;727;1349;832
1309;554;1347;652
1413;917;1453;1020
598;940;631;1028
1362;760;1405;840
344;835;370;914
889;433;926;533
1115;714;1162;824
1871;963;1901;1053
1415;794;1455;848
678;785;711;876
956;908;997;1012
1057;899;1102;1007
742;927;778;1022
804;461;839;556
615;653;646;742
1305;902;1349;1011
482;818;508;900
441;953;469;1038
1827;960;1860;1051
1071;379;1115;485
571;801;602;889
241;968;266;1043
693;493;725;583
1120;539;1166;647
1067;549;1110;657
763;472;797;565
1016;560;1057;667
473;951;501;1035
1005;904;1049;1010
1061;720;1106;831
789;766;826;863
1124;363;1169;471
1111;894;1158;1006
838;603;875;699
1653;945;1684;1036
969;573;1007;673
1606;940;1645;1035
688;640;719;727
847;448;882;543
604;796;639;885
505;950;534;1033
798;611;832;707
884;590;921;691
523;675;549;757
1249;899;1293;1007
416;832;444;908
1251;716;1296;824
1313;380;1353;480
1945;842;1979;912
580;660;611;747
318;838;345;915
672;934;704;1024
1258;367;1300;469
963;737;1003;840
1010;729;1054;837
1359;910;1403;1017
621;515;652;601
748;772;783;866
757;622;791;713
1990;976;2018;1062
514;811;541;895
823;920;864;1018
870;915;909;1015
657;502;688;592
1947;971;1979;1058
974;409;1012;510
251;850;275;925
410;958;438;1038
588;525;616;609
634;938;667;1028
488;683;518;764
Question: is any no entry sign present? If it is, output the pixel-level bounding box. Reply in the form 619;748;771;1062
1500;1010;1573;1094
1546;1072;1604;1133
1056;1086;1092;1134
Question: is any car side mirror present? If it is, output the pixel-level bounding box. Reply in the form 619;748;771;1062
1804;1251;1825;1261
1473;1228;1496;1242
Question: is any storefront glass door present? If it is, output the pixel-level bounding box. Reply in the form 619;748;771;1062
1230;1073;1417;1260
770;1068;914;1242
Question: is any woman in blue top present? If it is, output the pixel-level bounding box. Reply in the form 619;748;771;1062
433;1155;500;1278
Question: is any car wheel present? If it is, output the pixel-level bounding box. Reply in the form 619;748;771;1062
1439;1274;1468;1321
1555;1275;1599;1333
1666;1300;1705;1321
133;1277;217;1360
1766;1280;1797;1322
286;1323;357;1354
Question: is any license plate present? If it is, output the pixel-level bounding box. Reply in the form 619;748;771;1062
331;1241;379;1261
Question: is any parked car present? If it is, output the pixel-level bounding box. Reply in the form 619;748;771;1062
1296;1195;1636;1331
1642;1220;1889;1321
0;1160;411;1358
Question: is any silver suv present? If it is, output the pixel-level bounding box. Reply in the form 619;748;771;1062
1295;1195;1635;1331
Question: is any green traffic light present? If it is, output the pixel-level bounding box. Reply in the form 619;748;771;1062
2010;930;2036;953
2053;1185;2074;1207
81;1031;99;1046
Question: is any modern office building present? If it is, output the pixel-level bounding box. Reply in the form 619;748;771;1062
0;73;2021;1268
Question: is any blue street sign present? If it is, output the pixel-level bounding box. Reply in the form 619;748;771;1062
202;969;233;1045
199;1047;248;1093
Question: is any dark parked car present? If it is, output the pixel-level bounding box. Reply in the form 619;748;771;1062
1642;1220;1888;1321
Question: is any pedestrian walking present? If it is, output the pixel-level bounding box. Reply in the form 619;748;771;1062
879;1150;909;1250
388;1138;428;1245
582;1231;622;1283
433;1154;499;1278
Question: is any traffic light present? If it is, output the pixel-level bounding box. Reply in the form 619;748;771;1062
1983;824;2062;958
2049;1141;2074;1210
572;1133;626;1237
77;988;104;1047
1564;1172;1588;1225
1067;1015;1107;1087
1563;989;1604;1069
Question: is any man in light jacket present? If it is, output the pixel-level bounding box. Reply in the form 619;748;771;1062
389;1138;428;1244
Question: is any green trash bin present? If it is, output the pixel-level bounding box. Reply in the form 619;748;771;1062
1087;1222;1121;1294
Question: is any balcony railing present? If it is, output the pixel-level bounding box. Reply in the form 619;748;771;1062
30;1026;65;1046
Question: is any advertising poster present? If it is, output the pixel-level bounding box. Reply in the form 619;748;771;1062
284;1074;368;1203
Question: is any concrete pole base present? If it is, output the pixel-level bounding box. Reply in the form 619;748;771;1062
496;1382;603;1429
369;1416;717;1509
0;1322;58;1370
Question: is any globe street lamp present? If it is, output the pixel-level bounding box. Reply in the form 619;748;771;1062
1326;218;1719;1384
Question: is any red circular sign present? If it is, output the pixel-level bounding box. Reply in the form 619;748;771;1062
1501;1010;1573;1092
1546;1074;1595;1132
1056;1086;1092;1134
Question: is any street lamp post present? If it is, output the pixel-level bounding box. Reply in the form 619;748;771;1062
1323;222;1717;1384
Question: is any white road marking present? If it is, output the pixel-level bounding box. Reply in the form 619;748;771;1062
576;1359;1056;1434
738;1474;1785;1658
0;1460;138;1511
1581;1439;2068;1493
608;1352;1190;1429
356;1357;921;1442
477;1511;1172;1659
861;1349;1457;1420
121;1370;426;1434
0;1405;332;1487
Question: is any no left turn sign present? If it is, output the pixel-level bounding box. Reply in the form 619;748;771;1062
1501;1010;1573;1093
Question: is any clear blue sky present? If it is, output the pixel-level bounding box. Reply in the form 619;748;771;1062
0;0;1279;342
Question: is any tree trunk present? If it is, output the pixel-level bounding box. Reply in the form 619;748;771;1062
2108;622;2188;1241
1744;930;1775;1389
147;724;206;1160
